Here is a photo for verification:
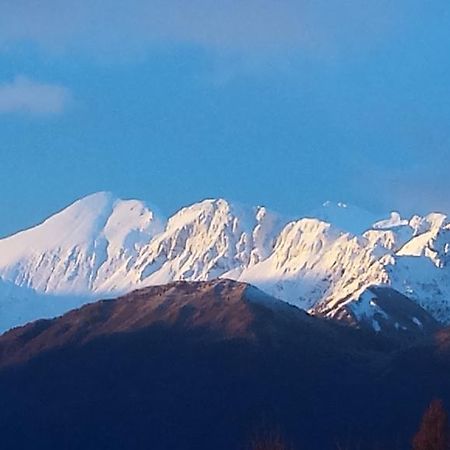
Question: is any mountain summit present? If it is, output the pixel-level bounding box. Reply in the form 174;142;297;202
0;192;164;295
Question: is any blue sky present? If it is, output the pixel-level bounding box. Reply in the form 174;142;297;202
1;1;450;236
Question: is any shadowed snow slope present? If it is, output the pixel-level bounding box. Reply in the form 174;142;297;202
0;278;84;334
1;192;450;332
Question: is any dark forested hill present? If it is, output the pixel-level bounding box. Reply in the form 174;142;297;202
0;279;448;450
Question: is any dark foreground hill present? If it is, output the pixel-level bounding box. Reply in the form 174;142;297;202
0;279;449;450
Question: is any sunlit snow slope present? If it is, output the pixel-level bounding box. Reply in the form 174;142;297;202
0;192;164;295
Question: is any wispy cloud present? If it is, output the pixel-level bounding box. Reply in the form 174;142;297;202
0;0;428;59
0;76;71;116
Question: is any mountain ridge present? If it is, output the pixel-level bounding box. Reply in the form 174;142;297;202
0;192;449;333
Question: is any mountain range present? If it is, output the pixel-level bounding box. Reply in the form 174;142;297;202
1;191;450;334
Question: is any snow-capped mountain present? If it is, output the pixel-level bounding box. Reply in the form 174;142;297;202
112;198;286;292
238;218;387;311
1;192;450;333
0;192;164;295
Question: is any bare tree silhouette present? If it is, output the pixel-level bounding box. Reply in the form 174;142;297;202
249;429;292;450
413;399;450;450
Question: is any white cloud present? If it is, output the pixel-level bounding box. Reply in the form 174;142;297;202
0;76;71;116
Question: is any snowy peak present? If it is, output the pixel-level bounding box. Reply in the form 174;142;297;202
0;191;116;255
116;198;286;290
238;217;387;311
0;192;164;295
